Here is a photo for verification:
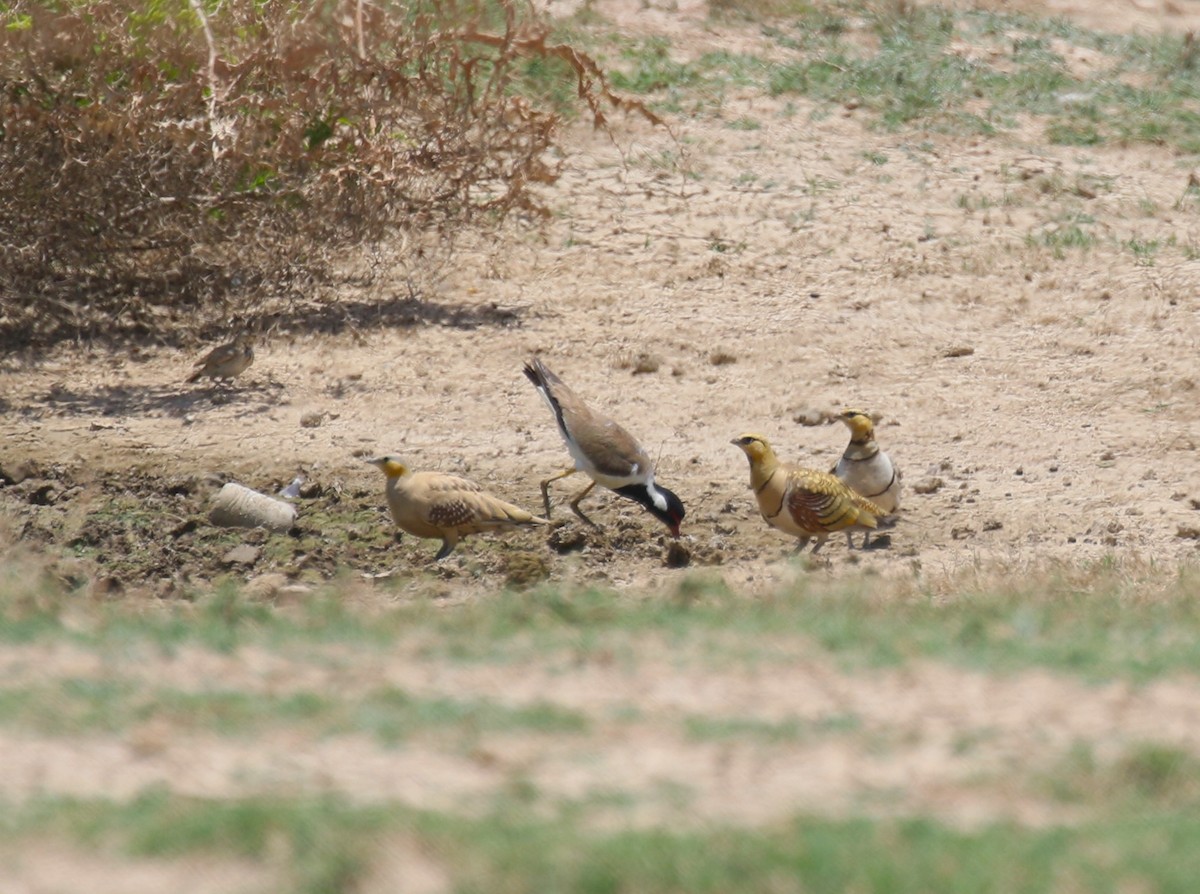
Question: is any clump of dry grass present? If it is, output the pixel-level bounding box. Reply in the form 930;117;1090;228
0;0;654;349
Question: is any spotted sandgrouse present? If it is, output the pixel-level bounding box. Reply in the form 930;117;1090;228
367;455;547;560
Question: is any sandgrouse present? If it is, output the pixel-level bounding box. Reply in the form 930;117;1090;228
732;433;884;554
187;332;255;384
367;455;547;560
523;357;684;537
831;409;900;547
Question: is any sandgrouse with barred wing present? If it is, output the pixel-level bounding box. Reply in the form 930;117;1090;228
367;455;547;560
732;433;884;554
831;409;900;547
523;357;684;537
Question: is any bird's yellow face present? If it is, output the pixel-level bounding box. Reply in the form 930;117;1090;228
838;409;875;440
367;455;409;478
731;433;771;463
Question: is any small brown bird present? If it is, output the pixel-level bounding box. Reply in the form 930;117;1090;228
367;455;547;560
732;433;884;554
187;332;255;384
832;409;900;547
523;357;684;537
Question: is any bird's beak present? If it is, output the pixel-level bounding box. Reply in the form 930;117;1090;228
669;523;681;539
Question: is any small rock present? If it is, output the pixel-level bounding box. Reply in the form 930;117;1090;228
169;518;198;538
982;519;1003;531
94;575;124;597
1099;449;1116;461
222;544;261;566
913;477;944;495
244;572;290;600
1178;525;1200;541
0;459;38;485
708;350;737;366
792;407;828;427
503;551;551;588
951;526;975;540
943;345;975;358
547;525;588;554
298;481;325;499
275;584;315;606
165;476;199;496
631;354;660;375
300;411;327;428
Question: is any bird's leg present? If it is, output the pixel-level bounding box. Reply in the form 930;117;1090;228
791;536;811;554
808;535;829;555
568;479;601;529
845;532;858;550
434;532;459;561
539;467;577;519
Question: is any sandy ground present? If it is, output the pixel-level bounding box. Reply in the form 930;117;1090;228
1;0;1200;887
4;1;1199;591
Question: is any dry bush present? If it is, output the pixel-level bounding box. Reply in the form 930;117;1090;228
0;0;654;349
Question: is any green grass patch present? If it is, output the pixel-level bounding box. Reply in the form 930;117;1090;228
390;563;1200;683
10;791;388;894
1044;742;1200;809
1027;213;1097;257
9;791;1200;894
3;562;1200;684
0;678;586;742
683;712;860;743
582;1;1200;153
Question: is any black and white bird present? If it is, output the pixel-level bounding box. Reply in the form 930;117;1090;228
523;357;685;537
831;408;901;547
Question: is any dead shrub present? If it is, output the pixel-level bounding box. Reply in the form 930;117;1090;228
0;0;655;349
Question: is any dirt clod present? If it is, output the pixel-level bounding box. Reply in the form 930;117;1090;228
792;408;829;427
222;545;261;566
913;477;944;495
665;540;692;568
